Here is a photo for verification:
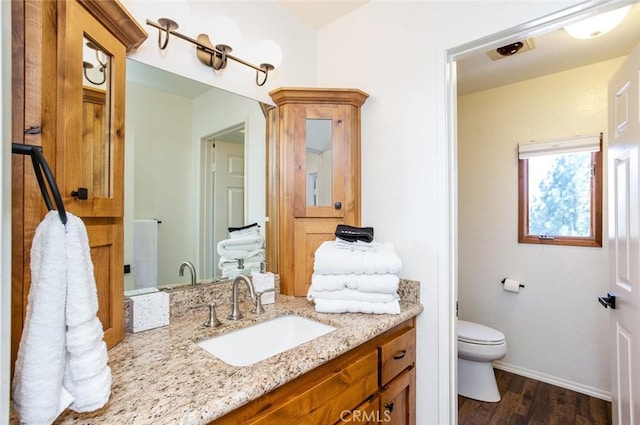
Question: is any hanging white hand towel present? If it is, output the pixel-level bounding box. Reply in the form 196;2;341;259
63;213;111;412
133;219;158;288
12;211;71;424
12;211;111;424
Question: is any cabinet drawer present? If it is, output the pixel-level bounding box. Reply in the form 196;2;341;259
249;350;378;425
379;327;416;386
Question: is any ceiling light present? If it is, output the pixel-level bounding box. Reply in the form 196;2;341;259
564;5;632;39
146;18;279;86
496;42;524;57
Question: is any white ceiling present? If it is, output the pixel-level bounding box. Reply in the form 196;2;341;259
275;1;640;95
274;0;369;29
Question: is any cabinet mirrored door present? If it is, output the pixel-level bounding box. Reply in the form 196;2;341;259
58;0;126;217
305;118;333;207
294;106;347;218
82;37;112;200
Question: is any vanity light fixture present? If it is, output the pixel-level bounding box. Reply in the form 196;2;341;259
146;18;280;87
83;41;108;86
564;4;632;39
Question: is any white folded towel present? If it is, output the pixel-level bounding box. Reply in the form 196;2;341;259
313;241;402;275
307;288;398;303
229;223;260;238
12;211;111;423
217;235;264;257
334;238;378;252
310;273;400;294
312;298;401;315
218;249;265;268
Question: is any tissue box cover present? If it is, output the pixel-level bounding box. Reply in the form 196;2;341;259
252;272;275;305
127;291;170;333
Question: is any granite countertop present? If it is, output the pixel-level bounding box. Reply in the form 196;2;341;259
43;283;422;424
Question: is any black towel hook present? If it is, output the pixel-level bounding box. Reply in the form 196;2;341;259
12;143;67;225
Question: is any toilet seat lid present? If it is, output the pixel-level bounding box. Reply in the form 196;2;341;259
457;320;505;345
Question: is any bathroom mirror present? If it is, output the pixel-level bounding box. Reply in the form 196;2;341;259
124;59;267;291
82;36;113;199
305;119;333;207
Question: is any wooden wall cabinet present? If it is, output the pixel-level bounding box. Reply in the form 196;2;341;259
212;318;416;425
266;88;369;296
11;0;146;370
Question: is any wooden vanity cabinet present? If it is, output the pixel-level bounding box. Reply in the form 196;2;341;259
336;396;380;424
11;0;146;369
266;88;369;296
211;318;416;425
377;325;417;425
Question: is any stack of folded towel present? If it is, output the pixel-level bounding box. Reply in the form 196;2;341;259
217;223;265;278
307;225;402;314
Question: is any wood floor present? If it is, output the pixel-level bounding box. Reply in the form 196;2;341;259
458;369;612;425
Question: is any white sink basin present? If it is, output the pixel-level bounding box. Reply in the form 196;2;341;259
197;315;336;366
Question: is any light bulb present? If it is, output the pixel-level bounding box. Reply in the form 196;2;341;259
255;39;283;68
564;5;632;39
210;16;242;50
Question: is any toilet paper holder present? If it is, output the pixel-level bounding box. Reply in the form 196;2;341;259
501;278;525;288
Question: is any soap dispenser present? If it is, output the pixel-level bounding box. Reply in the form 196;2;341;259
251;261;275;305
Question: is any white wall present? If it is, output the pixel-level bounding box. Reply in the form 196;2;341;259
458;58;623;398
315;1;584;423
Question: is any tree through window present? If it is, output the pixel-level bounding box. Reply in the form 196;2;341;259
518;134;602;247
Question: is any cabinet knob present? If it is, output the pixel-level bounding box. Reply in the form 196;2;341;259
71;187;88;200
393;350;407;360
334;201;342;210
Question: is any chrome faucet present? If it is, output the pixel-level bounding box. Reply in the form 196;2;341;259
178;261;197;286
227;274;256;320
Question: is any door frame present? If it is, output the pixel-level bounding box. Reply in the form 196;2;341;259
443;0;630;422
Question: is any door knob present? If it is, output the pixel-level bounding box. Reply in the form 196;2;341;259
71;187;88;200
598;293;616;309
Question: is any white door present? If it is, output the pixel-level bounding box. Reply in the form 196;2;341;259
607;42;640;425
213;140;245;273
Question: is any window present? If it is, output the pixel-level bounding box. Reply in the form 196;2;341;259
518;134;602;247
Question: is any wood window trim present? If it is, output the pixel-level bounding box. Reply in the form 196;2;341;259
518;146;603;248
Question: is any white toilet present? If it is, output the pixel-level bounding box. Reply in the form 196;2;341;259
457;320;508;402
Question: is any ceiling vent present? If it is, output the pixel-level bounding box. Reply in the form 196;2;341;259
486;38;536;61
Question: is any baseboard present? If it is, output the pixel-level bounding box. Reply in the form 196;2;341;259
493;361;612;402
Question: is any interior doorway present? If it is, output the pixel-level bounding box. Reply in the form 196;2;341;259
199;123;246;279
445;1;637;421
